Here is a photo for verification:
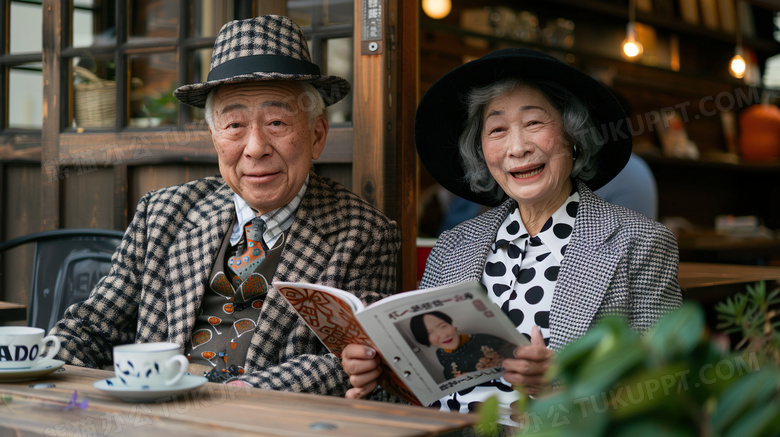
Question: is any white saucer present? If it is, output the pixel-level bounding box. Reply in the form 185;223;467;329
0;359;65;382
93;374;208;402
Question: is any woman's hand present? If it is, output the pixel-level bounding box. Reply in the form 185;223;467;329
502;326;553;395
342;343;382;399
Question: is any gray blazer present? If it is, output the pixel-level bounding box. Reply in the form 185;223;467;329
52;171;401;395
420;180;682;352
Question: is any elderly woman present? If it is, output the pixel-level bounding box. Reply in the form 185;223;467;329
341;48;682;419
410;311;516;381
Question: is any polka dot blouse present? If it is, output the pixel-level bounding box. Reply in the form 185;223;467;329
430;190;580;419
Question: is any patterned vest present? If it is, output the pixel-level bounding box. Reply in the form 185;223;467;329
185;220;285;381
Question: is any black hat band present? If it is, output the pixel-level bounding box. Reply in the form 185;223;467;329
207;54;321;81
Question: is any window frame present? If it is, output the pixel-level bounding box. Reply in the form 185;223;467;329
51;0;352;166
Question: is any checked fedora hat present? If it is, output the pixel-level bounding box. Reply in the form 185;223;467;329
174;15;351;108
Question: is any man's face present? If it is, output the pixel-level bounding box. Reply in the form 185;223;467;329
210;81;328;215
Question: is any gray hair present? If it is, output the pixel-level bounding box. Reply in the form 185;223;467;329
205;81;326;130
458;77;602;203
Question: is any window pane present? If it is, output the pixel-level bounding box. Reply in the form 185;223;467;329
326;0;353;25
72;57;116;129
130;1;180;40
324;37;353;123
287;1;314;27
8;65;43;129
187;47;213;124
287;0;353;27
10;1;42;53
129;52;179;127
192;1;235;37
73;1;117;47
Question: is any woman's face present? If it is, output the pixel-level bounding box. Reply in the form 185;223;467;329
480;85;573;212
423;314;460;350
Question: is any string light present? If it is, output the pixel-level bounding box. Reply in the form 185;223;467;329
622;23;644;58
422;0;451;20
730;49;746;79
730;1;746;79
621;0;643;60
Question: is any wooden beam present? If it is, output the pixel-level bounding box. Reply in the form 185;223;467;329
114;0;128;130
113;164;128;230
352;0;387;212
0;163;4;241
41;0;63;231
390;0;419;291
53;126;353;165
0;2;7;133
353;0;421;291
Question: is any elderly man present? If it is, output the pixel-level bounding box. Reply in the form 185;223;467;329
50;15;400;395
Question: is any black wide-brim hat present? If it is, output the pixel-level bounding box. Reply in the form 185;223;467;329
415;48;632;207
174;15;350;108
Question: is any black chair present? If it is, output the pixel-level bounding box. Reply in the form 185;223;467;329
0;229;124;331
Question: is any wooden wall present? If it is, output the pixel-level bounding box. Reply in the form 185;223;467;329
1;163;41;310
0;160;220;312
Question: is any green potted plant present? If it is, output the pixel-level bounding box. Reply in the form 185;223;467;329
480;294;780;436
714;281;780;367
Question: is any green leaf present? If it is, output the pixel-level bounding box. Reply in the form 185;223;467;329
568;344;646;400
646;303;704;361
766;287;780;302
710;367;780;433
722;400;780;437
476;396;500;437
714;298;735;316
554;318;636;384
610;419;697;437
526;394;609;437
608;363;691;420
554;323;613;373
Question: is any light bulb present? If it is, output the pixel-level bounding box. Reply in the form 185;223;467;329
622;39;643;58
622;23;643;59
422;0;451;20
730;54;746;78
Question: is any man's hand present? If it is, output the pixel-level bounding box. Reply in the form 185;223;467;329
502;326;553;395
342;344;382;399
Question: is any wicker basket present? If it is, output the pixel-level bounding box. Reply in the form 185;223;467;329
74;66;116;128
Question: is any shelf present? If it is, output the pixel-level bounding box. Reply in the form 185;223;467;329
639;152;780;172
423;0;780;85
642;152;780;231
532;0;780;52
421;20;751;85
419;21;761;99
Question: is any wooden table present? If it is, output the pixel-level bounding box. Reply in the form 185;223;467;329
678;262;780;289
677;233;780;264
0;301;26;323
678;262;780;303
0;365;477;437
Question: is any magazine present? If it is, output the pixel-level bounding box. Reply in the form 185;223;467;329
274;280;530;406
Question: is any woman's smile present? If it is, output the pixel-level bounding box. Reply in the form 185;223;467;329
510;164;545;179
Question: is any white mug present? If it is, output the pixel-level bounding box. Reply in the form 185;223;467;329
0;326;62;370
113;342;188;387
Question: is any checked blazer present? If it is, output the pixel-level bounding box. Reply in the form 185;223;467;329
420;180;682;352
51;171;401;395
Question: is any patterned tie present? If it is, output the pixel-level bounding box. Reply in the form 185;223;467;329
227;217;269;284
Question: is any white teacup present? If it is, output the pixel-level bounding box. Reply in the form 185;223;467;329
0;326;62;370
113;342;188;387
